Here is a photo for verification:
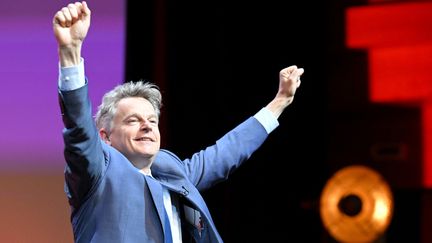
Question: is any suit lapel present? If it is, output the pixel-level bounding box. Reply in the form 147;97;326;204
144;175;173;242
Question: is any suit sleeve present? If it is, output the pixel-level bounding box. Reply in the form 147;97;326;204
59;83;106;210
181;117;269;191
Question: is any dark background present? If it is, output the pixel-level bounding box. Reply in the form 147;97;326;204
125;0;428;242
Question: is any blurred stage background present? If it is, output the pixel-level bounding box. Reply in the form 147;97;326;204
1;0;432;242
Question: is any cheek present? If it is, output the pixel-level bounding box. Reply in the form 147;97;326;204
154;128;161;140
111;129;131;144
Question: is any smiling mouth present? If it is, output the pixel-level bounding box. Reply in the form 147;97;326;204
134;137;154;142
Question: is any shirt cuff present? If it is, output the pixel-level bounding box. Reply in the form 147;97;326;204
253;107;279;134
58;58;86;91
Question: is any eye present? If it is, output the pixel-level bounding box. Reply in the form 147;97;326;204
127;118;139;124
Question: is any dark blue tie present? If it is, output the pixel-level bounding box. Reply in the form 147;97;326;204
163;203;173;243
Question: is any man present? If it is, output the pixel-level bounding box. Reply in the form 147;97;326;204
54;1;304;243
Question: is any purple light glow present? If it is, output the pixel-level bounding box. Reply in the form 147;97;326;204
0;1;125;171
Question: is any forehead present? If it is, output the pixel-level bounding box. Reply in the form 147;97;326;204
116;97;156;115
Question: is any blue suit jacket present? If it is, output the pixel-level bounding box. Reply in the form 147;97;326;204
59;84;268;243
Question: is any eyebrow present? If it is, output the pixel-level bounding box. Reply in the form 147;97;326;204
123;113;158;121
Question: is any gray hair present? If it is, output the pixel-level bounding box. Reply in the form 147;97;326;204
95;80;162;131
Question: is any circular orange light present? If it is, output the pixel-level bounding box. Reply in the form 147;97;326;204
320;165;394;243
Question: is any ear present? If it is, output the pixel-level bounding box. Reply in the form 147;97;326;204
99;128;111;145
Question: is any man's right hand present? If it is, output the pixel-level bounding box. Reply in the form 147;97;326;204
53;1;91;66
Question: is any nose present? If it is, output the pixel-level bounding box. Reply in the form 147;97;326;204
140;120;152;132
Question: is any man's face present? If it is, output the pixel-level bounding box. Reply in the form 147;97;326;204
106;97;160;165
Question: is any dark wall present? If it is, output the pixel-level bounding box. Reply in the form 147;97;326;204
126;0;426;242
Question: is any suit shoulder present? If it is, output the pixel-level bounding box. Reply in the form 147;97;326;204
157;149;181;161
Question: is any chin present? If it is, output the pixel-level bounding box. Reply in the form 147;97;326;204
139;150;157;157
